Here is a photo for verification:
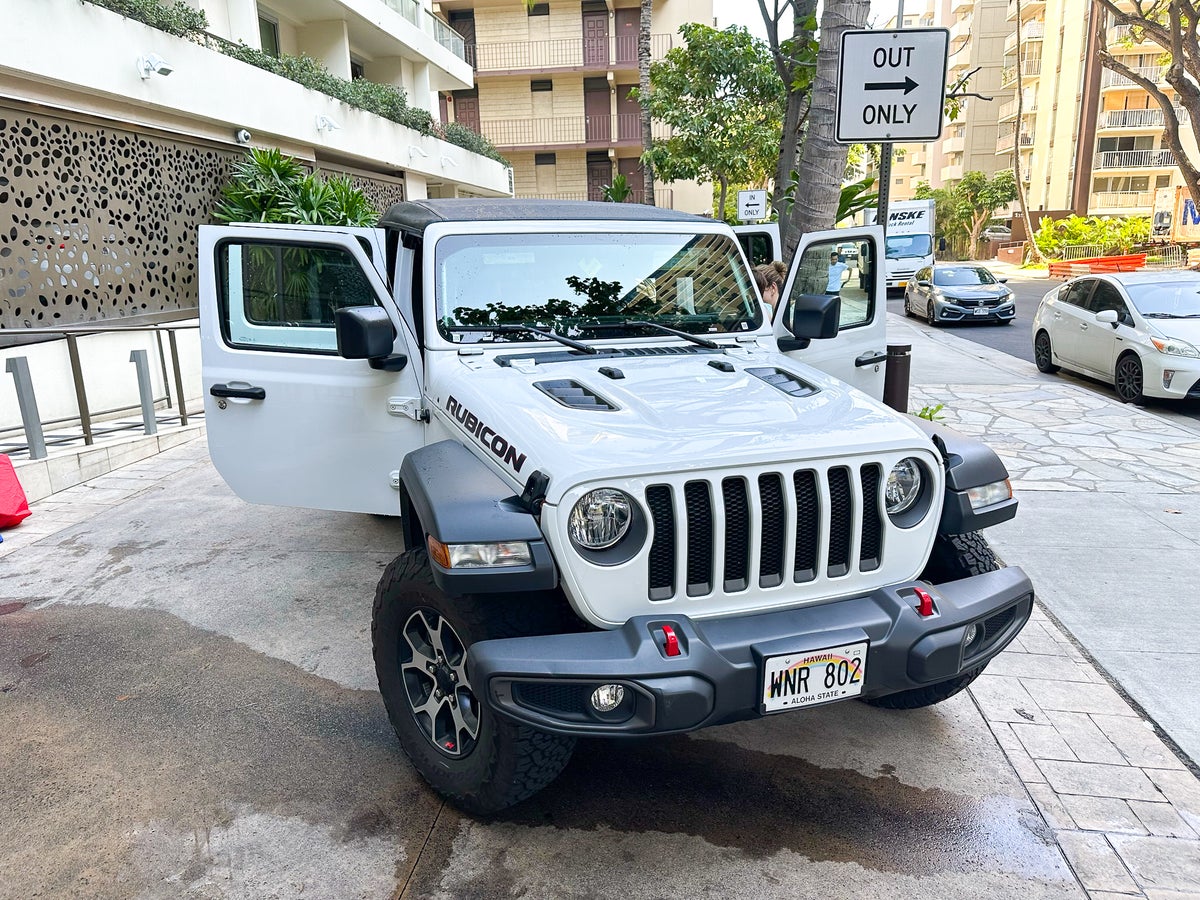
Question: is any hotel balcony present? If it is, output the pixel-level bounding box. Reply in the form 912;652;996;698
1105;24;1162;49
1093;148;1177;169
1101;64;1166;89
1089;190;1154;212
516;188;675;206
469;33;673;76
379;0;468;63
1098;107;1189;130
998;97;1037;121
941;163;964;182
943;135;966;154
1007;0;1046;21
481;114;670;150
1001;58;1042;88
1003;21;1044;54
952;0;975;14
949;17;972;46
996;131;1033;153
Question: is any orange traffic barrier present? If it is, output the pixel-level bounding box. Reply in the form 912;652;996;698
1048;253;1146;278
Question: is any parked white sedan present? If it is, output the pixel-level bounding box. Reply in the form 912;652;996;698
1032;271;1200;403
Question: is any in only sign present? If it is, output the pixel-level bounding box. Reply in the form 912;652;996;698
835;29;949;143
737;189;768;221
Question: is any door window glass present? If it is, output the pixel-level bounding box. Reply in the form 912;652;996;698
786;238;874;329
1088;282;1131;323
738;231;775;267
218;241;379;353
1060;280;1095;308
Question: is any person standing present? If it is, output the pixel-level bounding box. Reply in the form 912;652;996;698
826;251;849;295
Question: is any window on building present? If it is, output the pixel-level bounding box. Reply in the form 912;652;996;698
258;15;280;58
531;79;553;92
350;59;365;80
527;3;549;16
535;153;557;166
895;176;904;185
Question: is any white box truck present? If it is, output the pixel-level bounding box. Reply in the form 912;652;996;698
875;199;936;292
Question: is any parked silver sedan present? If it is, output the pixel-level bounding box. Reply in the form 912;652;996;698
904;265;1016;325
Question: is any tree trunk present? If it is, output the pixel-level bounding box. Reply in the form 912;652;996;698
638;0;656;206
718;175;729;220
784;0;868;257
1011;0;1046;263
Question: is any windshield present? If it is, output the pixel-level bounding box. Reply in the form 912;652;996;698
885;234;933;259
934;266;997;286
434;232;762;343
1124;278;1200;317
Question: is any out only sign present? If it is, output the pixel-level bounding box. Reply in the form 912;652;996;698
835;29;950;143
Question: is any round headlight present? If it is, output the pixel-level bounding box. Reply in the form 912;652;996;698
569;489;633;550
885;458;924;515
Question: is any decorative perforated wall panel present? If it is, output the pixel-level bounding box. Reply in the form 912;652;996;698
0;105;406;333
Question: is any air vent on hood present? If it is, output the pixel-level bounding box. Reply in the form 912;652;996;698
746;367;819;398
535;379;618;411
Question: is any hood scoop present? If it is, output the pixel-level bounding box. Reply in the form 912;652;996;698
535;379;618;411
747;367;820;398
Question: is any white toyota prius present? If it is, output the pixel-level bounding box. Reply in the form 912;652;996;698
1032;271;1200;403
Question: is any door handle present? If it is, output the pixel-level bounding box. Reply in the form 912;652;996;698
210;383;266;400
855;351;888;367
1053;312;1062;319
1080;324;1088;331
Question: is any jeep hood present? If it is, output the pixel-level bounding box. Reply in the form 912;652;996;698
428;346;932;501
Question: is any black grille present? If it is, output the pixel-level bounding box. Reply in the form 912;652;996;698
745;367;820;398
646;485;675;601
684;481;713;596
859;465;882;572
758;474;785;588
983;605;1016;643
827;467;853;577
534;379;617;410
793;470;819;582
722;478;750;592
513;682;591;715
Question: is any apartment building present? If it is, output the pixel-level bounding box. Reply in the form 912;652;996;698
0;0;511;331
433;0;712;213
882;0;1008;202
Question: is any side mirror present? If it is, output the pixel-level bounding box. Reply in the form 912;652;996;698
917;279;931;288
1095;309;1119;327
998;277;1009;284
789;293;841;340
336;305;396;359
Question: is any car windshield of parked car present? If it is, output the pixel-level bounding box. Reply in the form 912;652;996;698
434;232;763;343
1124;279;1200;318
885;234;933;259
933;267;998;287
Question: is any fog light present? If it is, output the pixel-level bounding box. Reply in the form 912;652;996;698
1164;369;1175;389
964;623;979;645
590;683;625;712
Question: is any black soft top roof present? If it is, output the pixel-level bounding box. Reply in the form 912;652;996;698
380;198;709;234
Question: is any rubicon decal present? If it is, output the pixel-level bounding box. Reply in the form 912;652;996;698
445;396;527;473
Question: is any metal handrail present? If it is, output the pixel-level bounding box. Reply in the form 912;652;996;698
2;321;200;460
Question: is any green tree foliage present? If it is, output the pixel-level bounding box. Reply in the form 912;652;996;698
214;148;378;226
1033;215;1151;259
914;171;1018;259
87;0;208;38
601;174;633;203
635;23;786;218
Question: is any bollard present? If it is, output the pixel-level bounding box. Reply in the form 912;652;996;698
129;349;158;435
882;344;912;414
4;357;48;459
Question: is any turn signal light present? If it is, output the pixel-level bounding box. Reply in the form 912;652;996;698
914;587;935;617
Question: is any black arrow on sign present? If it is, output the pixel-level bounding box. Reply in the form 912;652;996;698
865;76;919;94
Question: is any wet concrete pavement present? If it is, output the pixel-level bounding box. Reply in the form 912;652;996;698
0;443;1085;899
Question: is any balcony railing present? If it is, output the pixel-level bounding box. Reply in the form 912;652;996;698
1093;148;1177;168
470;34;673;72
1089;190;1155;209
1098;107;1190;128
996;131;1033;152
379;0;467;61
1004;21;1045;54
1101;64;1166;88
1106;24;1160;47
480;115;670;147
515;189;675;206
1001;58;1042;87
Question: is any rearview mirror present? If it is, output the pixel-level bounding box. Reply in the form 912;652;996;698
1095;309;1119;326
789;293;841;340
336;305;395;359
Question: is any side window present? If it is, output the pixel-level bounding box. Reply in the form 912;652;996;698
737;231;774;267
1088;282;1131;323
1060;280;1094;308
786;237;875;330
218;241;379;353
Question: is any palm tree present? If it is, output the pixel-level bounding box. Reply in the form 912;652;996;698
637;0;656;205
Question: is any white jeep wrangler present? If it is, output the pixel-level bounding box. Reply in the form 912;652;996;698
199;199;1030;813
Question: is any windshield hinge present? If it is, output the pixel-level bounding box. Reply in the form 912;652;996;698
388;397;429;422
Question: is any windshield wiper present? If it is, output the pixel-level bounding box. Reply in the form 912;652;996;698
446;324;599;354
620;319;721;349
1142;312;1200;319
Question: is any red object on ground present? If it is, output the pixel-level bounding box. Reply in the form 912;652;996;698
0;455;32;528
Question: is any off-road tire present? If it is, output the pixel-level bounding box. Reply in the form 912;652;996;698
1034;330;1059;373
861;532;1002;710
372;547;576;814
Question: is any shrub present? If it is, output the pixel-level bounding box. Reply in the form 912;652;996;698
86;0;208;37
214;148;378;226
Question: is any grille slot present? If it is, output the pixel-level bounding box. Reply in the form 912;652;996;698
513;682;592;716
859;464;882;572
722;478;750;592
983;605;1016;643
684;481;713;596
646;485;675;601
644;462;887;602
534;379;617;410
826;467;853;578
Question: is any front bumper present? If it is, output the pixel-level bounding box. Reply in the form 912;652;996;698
1141;354;1200;399
469;567;1032;737
934;300;1016;323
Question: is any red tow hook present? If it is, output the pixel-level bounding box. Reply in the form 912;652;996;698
914;587;935;617
660;624;681;657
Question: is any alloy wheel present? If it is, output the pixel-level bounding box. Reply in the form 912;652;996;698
1114;355;1143;404
400;608;480;758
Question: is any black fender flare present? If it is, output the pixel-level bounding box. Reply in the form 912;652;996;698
911;419;1019;535
399;440;557;596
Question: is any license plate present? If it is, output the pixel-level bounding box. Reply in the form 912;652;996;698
762;641;868;712
973;307;989;315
